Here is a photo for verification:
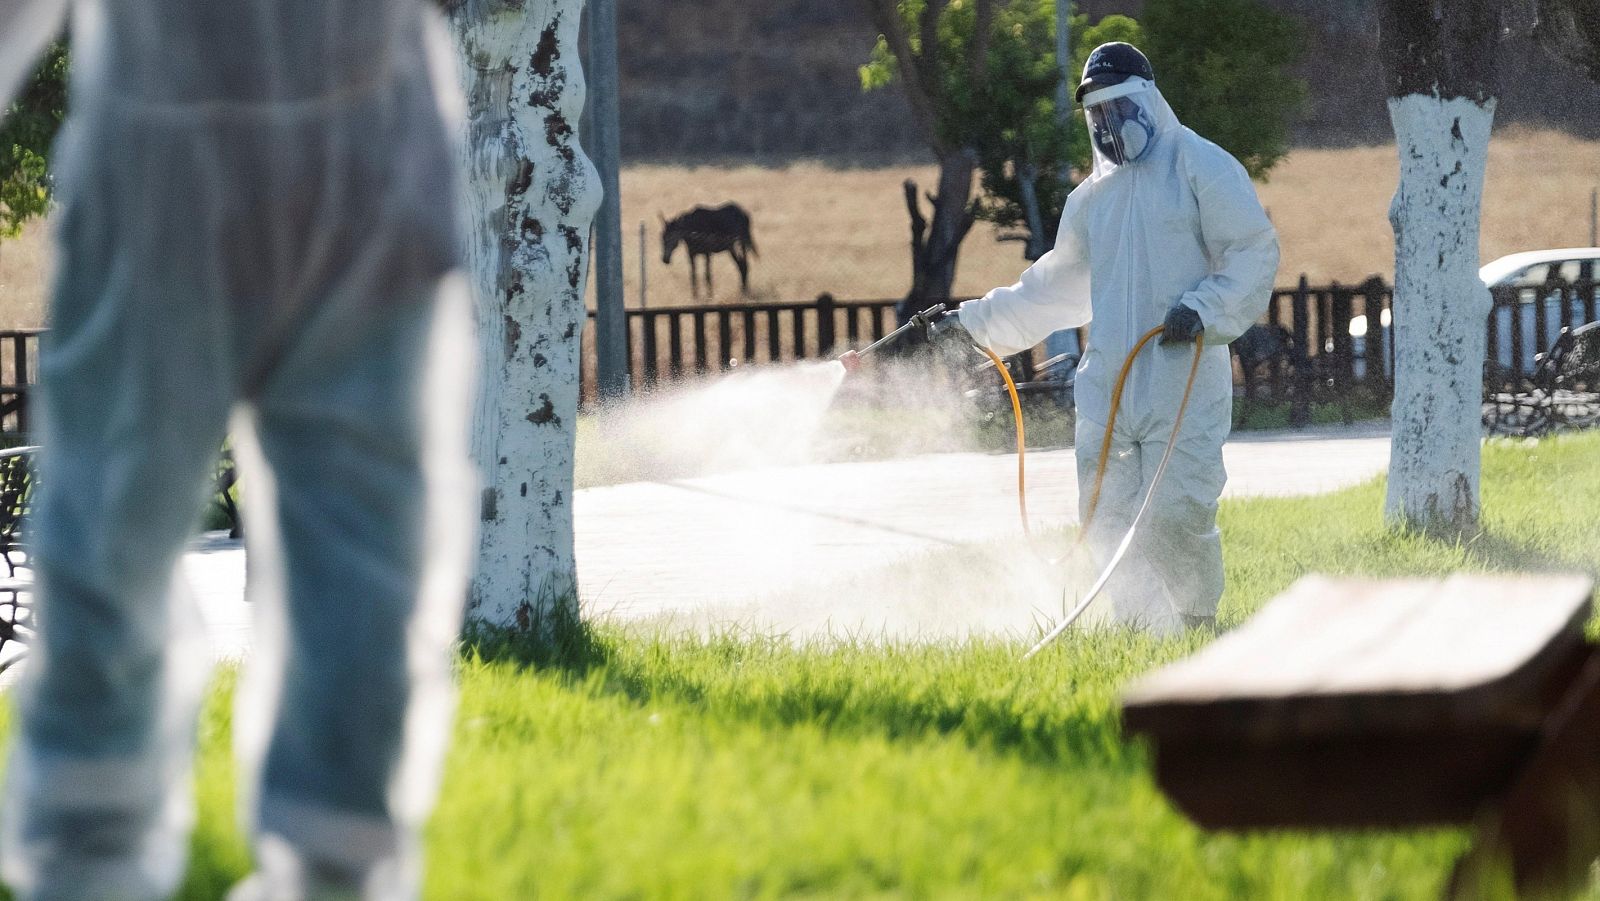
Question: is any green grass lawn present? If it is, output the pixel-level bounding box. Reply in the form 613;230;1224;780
162;431;1600;897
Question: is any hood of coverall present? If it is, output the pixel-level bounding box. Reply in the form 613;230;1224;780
1068;79;1236;440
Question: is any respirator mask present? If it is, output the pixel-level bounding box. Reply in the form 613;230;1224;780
1083;80;1158;166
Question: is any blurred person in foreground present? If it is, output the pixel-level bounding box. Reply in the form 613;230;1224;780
888;42;1277;635
0;0;476;897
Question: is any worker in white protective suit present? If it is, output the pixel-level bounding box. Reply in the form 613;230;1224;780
937;42;1277;634
0;0;475;898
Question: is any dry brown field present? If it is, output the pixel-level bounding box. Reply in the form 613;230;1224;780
1;128;1596;328
0;221;51;328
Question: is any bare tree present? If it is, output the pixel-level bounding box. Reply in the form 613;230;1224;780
445;0;601;629
864;0;985;320
1380;0;1501;536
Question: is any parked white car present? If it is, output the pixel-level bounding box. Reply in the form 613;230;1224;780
1481;248;1600;375
1347;249;1600;380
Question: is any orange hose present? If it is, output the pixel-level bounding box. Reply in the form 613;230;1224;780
979;346;1030;537
983;326;1205;558
1083;326;1167;529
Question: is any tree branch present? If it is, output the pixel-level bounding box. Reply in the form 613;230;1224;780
972;0;994;89
903;178;928;263
919;0;951;91
864;0;948;156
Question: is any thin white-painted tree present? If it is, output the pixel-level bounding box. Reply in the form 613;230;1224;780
445;0;601;627
1380;0;1501;536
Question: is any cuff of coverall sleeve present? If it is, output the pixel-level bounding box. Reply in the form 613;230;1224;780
1178;295;1239;345
954;298;990;350
1176;295;1207;323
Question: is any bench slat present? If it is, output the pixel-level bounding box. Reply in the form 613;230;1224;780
1121;573;1595;830
1124;574;1593;738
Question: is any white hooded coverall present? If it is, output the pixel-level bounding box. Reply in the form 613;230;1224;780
0;1;475;898
958;78;1278;634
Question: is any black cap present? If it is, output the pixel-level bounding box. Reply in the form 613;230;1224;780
1075;42;1155;102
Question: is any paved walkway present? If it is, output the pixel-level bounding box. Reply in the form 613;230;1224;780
177;422;1392;656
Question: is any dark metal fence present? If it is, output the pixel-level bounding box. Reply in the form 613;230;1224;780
2;279;1593;424
1485;276;1600;391
1248;275;1396;410
0;331;42;437
579;276;1600;409
580;293;902;396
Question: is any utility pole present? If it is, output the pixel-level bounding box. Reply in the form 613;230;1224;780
587;0;629;397
1590;187;1597;247
639;220;648;308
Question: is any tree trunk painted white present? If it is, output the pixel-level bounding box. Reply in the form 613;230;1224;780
1384;93;1495;535
447;1;601;628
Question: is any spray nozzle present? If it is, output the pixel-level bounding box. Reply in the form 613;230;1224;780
836;303;951;374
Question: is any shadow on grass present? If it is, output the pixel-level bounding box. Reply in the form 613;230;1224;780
1457;530;1594;575
459;599;616;676
462;601;1155;771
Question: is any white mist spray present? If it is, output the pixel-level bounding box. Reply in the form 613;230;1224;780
585;360;850;486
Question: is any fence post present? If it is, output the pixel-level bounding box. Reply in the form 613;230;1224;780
692;311;709;373
871;305;889;341
642;311;659;386
1330;281;1353;389
816;293;836;355
13;334;28;438
717;309;733;369
766;308;781;363
1362;278;1391;397
1292;275;1312;427
668;312;684;378
1507;284;1526;377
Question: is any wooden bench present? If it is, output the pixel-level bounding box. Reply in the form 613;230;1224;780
1123;573;1599;898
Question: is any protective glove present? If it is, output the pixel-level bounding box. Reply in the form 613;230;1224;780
1159;304;1204;345
910;308;973;348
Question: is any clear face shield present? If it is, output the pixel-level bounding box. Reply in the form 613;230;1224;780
1082;78;1160;168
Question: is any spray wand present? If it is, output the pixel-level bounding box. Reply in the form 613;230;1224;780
836;303;947;373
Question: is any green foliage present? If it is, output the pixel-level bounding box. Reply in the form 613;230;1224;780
858;4;1141;252
862;0;1304;256
0;43;67;238
1142;0;1307;179
969;10;1144;246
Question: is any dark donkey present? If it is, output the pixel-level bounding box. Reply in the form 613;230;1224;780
661;203;758;297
